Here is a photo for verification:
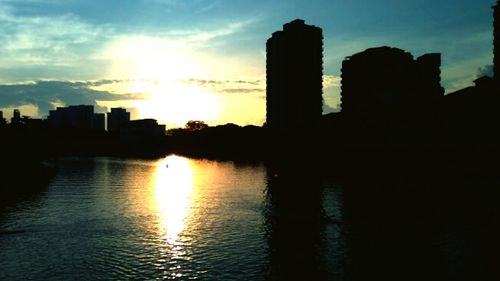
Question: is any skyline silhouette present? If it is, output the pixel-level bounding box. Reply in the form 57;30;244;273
0;0;496;127
1;1;500;168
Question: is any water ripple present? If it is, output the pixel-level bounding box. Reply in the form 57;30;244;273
0;157;345;281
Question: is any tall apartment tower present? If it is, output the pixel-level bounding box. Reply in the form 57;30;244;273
494;0;500;78
340;47;443;120
11;109;21;124
266;19;323;130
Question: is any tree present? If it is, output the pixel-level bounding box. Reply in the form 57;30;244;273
185;120;209;131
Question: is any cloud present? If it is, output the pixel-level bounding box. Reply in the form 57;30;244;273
323;75;341;88
476;64;493;78
0;5;109;60
0;80;147;117
185;20;256;45
185;75;339;101
0;1;257;83
323;102;339;114
184;78;265;95
219;88;264;94
0;2;114;82
443;52;492;93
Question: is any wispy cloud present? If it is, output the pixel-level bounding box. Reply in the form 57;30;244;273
0;5;108;58
323;75;341;88
151;18;258;52
183;78;265;95
0;1;258;82
186;20;256;44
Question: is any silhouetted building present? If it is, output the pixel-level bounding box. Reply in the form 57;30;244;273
11;109;21;125
93;113;105;131
340;47;443;121
266;19;323;130
444;76;500;145
0;111;5;125
494;0;500;78
48;105;104;131
22;117;44;128
107;108;130;133
124;119;165;137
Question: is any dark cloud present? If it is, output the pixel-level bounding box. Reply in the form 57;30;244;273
0;80;147;116
476;64;493;78
233;80;261;85
86;79;133;87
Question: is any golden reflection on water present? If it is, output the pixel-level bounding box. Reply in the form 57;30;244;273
151;155;195;244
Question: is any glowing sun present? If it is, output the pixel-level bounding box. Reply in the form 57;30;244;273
105;36;221;127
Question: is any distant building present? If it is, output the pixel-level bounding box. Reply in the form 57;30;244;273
266;19;323;130
107;108;130;133
0;111;5;125
340;46;443;120
124;119;165;137
48;105;92;129
47;105;105;131
443;1;500;147
443;76;499;146
11;109;21;125
23;117;44;128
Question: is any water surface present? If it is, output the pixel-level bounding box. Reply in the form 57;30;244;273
0;156;343;280
1;156;497;280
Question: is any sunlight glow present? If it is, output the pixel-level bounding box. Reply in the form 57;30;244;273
106;36;203;82
104;36;221;127
133;81;220;128
153;155;195;244
0;104;39;119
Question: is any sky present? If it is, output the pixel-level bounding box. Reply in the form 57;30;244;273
0;0;496;127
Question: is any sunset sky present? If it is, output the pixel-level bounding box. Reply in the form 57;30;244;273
0;0;495;127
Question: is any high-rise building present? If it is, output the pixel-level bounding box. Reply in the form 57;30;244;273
266;19;323;130
124;119;166;137
494;1;500;78
0;111;5;125
340;47;443;120
107;108;131;133
11;109;21;125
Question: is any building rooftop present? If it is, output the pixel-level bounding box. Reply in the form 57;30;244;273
345;46;413;61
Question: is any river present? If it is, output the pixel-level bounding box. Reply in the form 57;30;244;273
0;156;497;280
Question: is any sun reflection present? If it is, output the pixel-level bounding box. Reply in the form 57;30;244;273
152;155;195;244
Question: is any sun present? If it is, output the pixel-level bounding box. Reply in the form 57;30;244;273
105;36;221;127
134;81;220;128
